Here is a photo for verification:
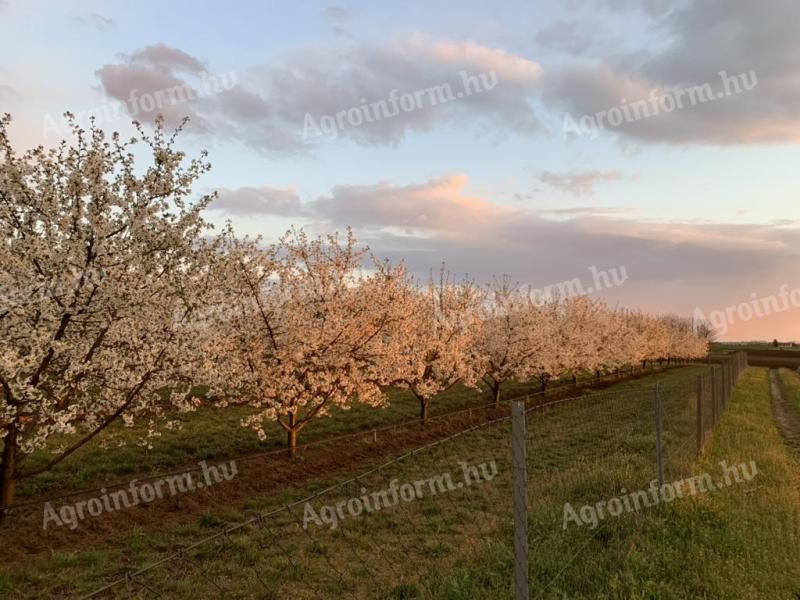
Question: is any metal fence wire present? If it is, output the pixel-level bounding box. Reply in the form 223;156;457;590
71;355;746;600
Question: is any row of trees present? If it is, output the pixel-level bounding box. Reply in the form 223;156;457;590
0;116;708;515
200;233;707;454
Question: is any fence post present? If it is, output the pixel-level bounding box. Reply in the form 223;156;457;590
512;401;529;600
725;362;729;399
696;375;704;455
710;366;718;425
723;363;730;406
654;383;665;487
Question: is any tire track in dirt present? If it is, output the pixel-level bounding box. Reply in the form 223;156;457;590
769;368;800;453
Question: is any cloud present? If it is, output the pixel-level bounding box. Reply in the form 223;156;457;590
215;172;799;285
212;172;800;340
542;0;800;145
212;174;516;230
321;5;351;23
123;44;206;74
211;186;305;216
96;35;542;154
534;20;619;56
75;12;115;32
566;0;680;17
356;196;800;322
596;0;678;16
538;206;630;216
95;44;233;133
313;174;518;233
321;5;353;37
355;196;800;341
536;169;627;196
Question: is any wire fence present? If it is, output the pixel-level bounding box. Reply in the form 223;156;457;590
525;352;746;599
5;357;746;599
3;363;687;518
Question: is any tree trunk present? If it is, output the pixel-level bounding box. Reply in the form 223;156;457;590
540;374;548;395
572;373;577;386
287;413;298;459
419;398;429;425
492;381;501;408
0;423;18;522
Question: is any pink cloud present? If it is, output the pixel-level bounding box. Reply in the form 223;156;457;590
314;174;518;233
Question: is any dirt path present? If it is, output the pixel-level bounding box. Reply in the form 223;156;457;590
769;369;800;453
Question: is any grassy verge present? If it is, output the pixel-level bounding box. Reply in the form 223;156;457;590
10;366;674;502
432;367;800;599
778;367;800;413
0;366;720;599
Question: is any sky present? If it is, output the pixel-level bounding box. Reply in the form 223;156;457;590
1;0;798;341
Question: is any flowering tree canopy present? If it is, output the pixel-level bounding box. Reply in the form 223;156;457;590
478;279;557;404
0;114;216;513
388;270;484;422
203;228;412;454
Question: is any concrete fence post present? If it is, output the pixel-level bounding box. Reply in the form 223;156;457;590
512;401;529;600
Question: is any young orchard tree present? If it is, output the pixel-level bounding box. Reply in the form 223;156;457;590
640;314;671;367
660;314;695;363
478;279;556;406
588;302;634;376
204;229;412;456
669;316;708;360
388;270;483;424
550;295;604;386
615;310;650;373
0;114;217;518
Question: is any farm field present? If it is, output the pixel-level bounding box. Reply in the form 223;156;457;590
0;366;692;559
3;2;799;597
712;343;800;354
7;365;673;505
3;364;797;599
743;350;800;370
711;343;800;369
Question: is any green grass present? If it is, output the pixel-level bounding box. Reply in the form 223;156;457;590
2;365;747;599
5;366;791;599
778;367;800;413
10;368;659;501
427;367;800;599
